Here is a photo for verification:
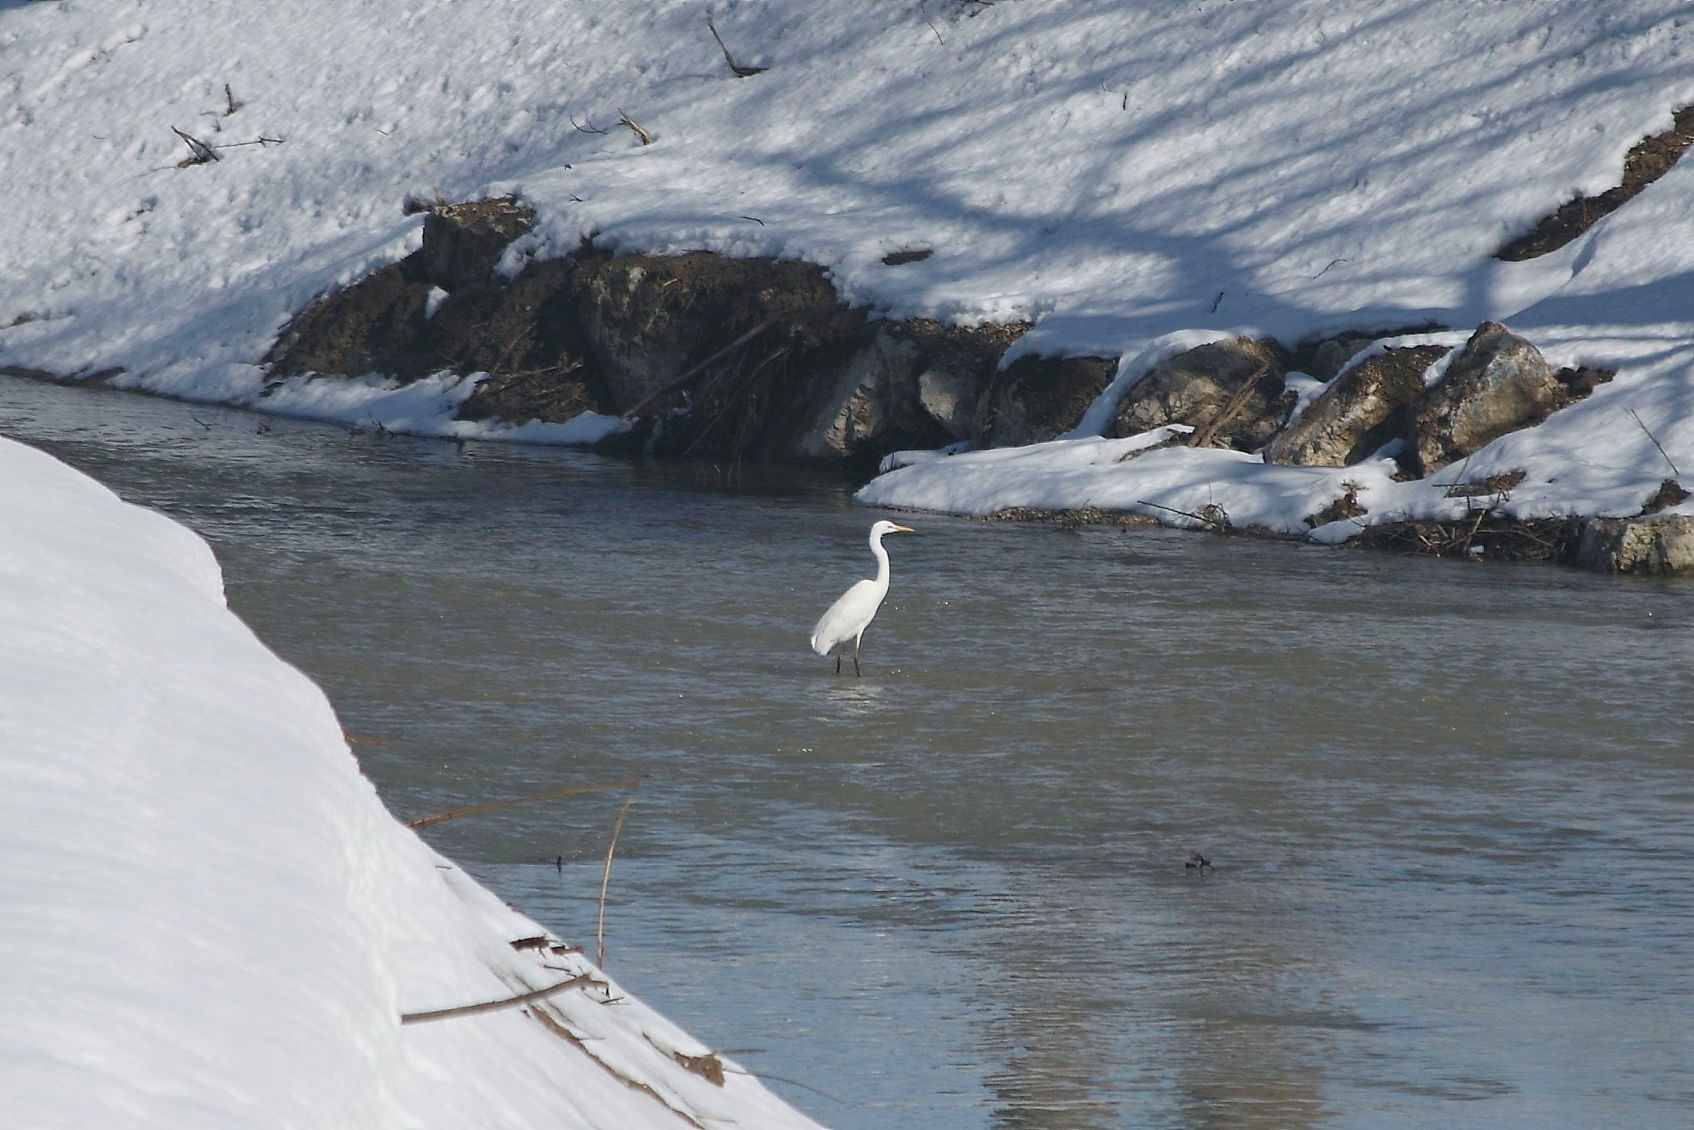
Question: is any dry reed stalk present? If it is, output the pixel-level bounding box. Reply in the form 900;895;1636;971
596;800;636;969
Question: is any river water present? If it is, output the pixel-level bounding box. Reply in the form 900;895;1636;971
4;375;1692;1129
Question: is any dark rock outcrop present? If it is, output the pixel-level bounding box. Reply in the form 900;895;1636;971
974;353;1115;448
576;251;858;415
779;318;1029;463
264;260;433;378
267;210;1120;467
1407;322;1563;475
420;198;536;291
1109;337;1288;450
1263;345;1449;467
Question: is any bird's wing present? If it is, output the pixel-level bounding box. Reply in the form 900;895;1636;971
810;578;880;654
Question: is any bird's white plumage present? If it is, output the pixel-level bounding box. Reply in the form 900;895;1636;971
809;520;912;672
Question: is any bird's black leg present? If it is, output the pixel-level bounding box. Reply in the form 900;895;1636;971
835;651;842;675
852;640;861;677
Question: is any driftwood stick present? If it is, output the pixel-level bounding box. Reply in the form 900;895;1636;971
406;779;640;830
400;972;593;1025
596;801;636;969
1137;498;1224;528
621;319;775;419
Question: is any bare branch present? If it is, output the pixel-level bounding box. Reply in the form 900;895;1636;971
401;973;593;1025
706;13;767;76
617;108;653;145
1626;407;1680;476
570;114;609;135
170;125;219;165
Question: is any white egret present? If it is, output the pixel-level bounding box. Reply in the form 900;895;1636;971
810;520;914;676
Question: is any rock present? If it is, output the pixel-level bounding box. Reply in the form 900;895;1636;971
1304;332;1379;381
974;353;1116;448
1408;322;1563;475
787;324;931;462
1291;323;1446;381
1109;337;1288;450
1263;345;1449;466
420;198;536;291
267;219;1042;465
1576;515;1694;575
264;260;432;377
906;319;1026;441
778;319;1020;465
576;252;854;414
1640;478;1691;514
916;359;984;440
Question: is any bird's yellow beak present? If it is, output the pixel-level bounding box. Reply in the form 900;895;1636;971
891;523;915;533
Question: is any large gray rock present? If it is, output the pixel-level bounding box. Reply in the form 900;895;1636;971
1263;345;1449;466
917;358;986;440
789;325;929;461
1576;515;1694;575
1109;337;1287;449
973;354;1116;448
1409;322;1563;474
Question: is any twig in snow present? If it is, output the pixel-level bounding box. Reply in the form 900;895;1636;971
739;214;766;226
570;113;609;135
1625;408;1680;476
706;13;767;76
1311;257;1349;279
596;801;636;969
617;109;653;145
400;972;593;1025
211;135;285;151
171;125;219;165
223;83;242;116
406;778;640;830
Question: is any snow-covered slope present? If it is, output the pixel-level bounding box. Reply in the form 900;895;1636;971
1;0;1692;526
0;434;820;1129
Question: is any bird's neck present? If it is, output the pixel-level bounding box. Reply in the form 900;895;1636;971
869;533;891;590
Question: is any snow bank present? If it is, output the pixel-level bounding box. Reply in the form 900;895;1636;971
1;0;1691;523
0;436;819;1129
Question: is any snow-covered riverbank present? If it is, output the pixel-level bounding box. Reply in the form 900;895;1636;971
2;0;1692;542
0;435;820;1128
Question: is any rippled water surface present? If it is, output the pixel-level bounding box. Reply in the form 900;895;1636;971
5;377;1693;1128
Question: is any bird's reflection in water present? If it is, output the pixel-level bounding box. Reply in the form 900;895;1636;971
814;678;891;716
